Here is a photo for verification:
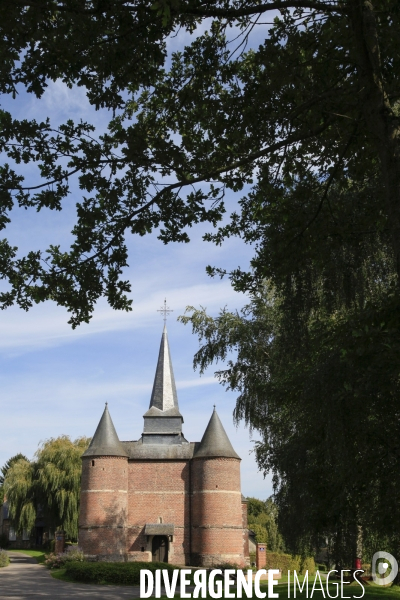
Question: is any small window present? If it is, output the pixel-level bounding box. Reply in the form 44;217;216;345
22;529;30;541
9;527;16;541
92;460;95;467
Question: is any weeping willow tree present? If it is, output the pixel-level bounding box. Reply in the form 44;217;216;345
180;173;400;568
0;453;28;504
3;436;90;540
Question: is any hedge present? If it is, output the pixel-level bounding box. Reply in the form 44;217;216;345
64;560;180;585
65;555;317;585
265;552;316;575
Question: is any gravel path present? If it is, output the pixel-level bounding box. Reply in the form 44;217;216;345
0;553;141;600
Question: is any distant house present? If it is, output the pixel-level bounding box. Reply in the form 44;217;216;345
0;499;53;549
248;529;257;555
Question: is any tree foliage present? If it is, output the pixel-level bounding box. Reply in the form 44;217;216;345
179;168;400;565
0;453;28;486
3;436;90;539
181;276;400;565
0;1;400;324
0;453;28;504
247;497;284;552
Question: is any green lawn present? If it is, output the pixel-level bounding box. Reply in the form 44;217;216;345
48;566;400;600
143;580;399;600
51;568;79;583
8;549;47;564
160;582;399;600
272;580;397;600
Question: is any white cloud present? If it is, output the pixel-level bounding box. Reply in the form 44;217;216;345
0;279;245;354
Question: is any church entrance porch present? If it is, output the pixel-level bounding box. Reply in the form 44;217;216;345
152;536;168;563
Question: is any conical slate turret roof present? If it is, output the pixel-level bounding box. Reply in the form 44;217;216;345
194;408;240;459
83;404;129;458
144;325;182;416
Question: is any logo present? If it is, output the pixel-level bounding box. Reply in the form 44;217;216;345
371;551;398;586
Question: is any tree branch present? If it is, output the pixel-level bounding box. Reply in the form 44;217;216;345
289;122;359;243
11;0;344;18
57;117;333;273
182;0;345;18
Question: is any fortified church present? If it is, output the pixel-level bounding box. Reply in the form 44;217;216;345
79;325;249;566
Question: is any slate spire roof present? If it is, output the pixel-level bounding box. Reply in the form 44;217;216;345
194;407;240;459
146;324;182;415
83;403;129;458
142;325;185;444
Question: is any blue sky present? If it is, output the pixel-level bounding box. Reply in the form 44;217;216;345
0;24;274;500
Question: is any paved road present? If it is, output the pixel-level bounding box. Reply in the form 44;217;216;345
0;553;141;600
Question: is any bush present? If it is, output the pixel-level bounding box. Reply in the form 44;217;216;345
301;557;316;575
65;561;179;585
0;550;10;568
265;552;301;572
212;562;241;570
45;545;84;569
250;524;268;544
0;533;9;549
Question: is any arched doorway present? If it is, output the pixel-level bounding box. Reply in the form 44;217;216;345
152;535;168;563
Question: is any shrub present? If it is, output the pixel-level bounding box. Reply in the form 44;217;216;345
65;545;84;562
65;561;179;585
45;553;65;569
45;545;84;569
301;557;316;575
250;524;268;544
0;550;10;568
362;563;371;576
265;552;301;572
212;562;241;570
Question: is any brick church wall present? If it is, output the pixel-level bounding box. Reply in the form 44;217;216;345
127;460;190;565
79;456;128;561
191;457;245;567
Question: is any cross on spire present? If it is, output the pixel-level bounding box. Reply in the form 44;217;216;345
157;298;173;324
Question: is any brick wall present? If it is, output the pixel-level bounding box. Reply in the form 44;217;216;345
127;460;190;565
80;454;247;566
79;456;128;561
191;457;245;567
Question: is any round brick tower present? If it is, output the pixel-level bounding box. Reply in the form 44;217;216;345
79;403;129;561
191;408;245;567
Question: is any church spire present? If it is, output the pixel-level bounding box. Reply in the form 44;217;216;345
148;324;179;412
142;326;185;445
